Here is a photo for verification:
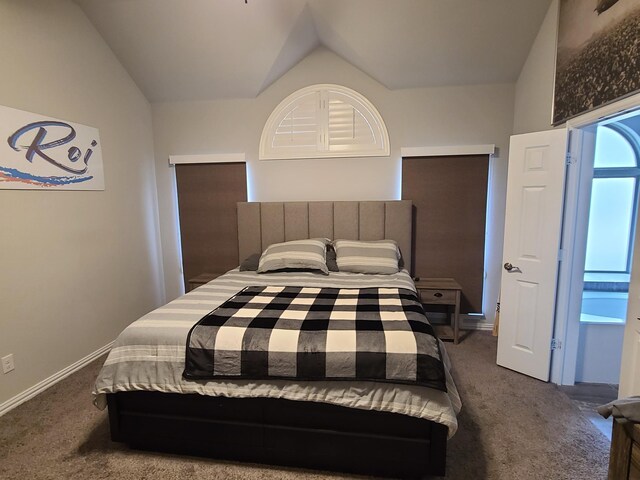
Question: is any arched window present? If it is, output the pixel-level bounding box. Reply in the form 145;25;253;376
259;84;390;160
585;124;640;273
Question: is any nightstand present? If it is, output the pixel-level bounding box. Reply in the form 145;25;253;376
414;278;462;344
187;272;224;292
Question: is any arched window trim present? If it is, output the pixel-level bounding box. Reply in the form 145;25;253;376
259;84;390;160
586;123;640;274
608;123;640;164
594;124;640;176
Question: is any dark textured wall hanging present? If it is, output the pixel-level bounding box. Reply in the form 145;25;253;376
553;0;640;125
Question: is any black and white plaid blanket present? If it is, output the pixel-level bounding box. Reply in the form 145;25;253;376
183;286;447;392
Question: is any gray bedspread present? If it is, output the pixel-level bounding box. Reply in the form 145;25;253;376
93;269;462;437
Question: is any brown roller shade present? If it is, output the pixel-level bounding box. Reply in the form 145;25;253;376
175;163;247;288
402;155;488;313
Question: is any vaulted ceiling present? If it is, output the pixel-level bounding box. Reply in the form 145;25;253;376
75;0;552;103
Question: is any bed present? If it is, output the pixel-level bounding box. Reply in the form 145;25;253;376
94;201;461;478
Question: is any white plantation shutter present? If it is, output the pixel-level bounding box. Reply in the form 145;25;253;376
260;84;389;160
327;89;377;153
271;91;320;153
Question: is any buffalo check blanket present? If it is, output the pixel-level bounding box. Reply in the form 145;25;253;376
184;285;447;392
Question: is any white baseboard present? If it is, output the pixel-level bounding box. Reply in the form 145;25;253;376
0;341;113;418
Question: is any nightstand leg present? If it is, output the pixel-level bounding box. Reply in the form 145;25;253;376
454;291;461;344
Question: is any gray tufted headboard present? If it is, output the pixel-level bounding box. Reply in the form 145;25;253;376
237;201;412;272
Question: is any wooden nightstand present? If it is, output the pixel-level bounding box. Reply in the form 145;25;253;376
187;272;224;292
608;419;640;479
414;278;462;344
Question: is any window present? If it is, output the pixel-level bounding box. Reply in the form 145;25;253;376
584;125;640;274
259;84;390;160
174;163;247;289
402;154;489;314
581;124;638;324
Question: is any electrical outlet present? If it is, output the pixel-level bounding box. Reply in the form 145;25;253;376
2;354;15;374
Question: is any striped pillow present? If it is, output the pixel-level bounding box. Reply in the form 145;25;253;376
258;238;329;274
333;239;400;274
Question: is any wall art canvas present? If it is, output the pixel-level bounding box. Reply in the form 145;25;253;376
553;0;640;125
0;104;104;190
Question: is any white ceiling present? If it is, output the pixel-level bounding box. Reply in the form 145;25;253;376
75;0;552;103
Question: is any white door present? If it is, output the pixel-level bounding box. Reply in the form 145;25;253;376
497;129;568;381
619;214;640;397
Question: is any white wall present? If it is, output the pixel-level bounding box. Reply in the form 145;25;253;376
152;47;514;325
513;0;559;135
0;0;164;406
576;322;624;384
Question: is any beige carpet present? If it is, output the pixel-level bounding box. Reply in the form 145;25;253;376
0;332;610;479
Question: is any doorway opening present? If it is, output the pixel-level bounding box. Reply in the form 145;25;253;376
575;122;640;384
552;107;640;396
559;109;640;438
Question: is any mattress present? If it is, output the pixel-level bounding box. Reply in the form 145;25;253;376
93;269;462;437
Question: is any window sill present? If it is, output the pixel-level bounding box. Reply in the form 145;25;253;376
580;314;626;325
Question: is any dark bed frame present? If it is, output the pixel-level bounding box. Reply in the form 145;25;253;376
106;201;448;478
107;391;448;478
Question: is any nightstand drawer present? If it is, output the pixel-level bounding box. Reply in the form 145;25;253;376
418;288;457;304
413;277;462;343
188;272;224;291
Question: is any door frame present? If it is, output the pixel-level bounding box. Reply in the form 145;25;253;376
549;127;596;385
550;91;640;385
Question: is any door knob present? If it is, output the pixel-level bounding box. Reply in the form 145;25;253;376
504;262;519;272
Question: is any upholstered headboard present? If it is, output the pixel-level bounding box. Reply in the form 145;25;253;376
237;201;413;272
